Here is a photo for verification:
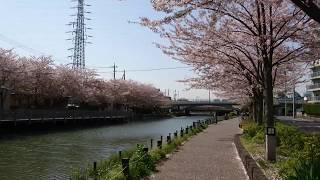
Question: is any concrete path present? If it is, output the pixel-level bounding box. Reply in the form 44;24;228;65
151;118;248;180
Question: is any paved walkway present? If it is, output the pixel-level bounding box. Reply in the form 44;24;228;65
151;118;248;180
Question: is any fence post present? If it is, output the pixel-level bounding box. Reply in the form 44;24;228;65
157;140;162;149
119;151;122;159
150;139;153;149
143;147;149;154
122;158;130;179
93;161;97;180
180;127;184;137
215;115;218;124
174;131;178;138
167;135;171;144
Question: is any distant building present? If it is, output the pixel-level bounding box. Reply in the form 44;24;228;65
307;60;320;103
274;91;304;116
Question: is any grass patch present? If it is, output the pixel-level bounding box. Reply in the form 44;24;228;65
240;119;320;180
70;119;210;180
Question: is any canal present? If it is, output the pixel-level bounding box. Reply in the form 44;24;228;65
0;116;209;180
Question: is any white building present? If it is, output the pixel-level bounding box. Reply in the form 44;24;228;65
307;60;320;103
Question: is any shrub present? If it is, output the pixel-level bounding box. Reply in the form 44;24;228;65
275;122;305;155
228;111;237;118
286;157;320;180
251;129;265;144
129;145;155;179
304;104;320;116
242;120;263;139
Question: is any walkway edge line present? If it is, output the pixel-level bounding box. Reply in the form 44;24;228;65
234;134;268;180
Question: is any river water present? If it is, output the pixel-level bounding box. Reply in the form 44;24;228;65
0;116;209;180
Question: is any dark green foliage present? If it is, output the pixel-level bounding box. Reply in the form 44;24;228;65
276;122;305;156
241;119;320;179
129;145;155;179
242;120;264;144
303;104;320;116
286;157;320;180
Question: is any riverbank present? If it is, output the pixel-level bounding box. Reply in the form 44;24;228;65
70;118;214;180
240;119;320;179
0;113;173;136
0;116;209;180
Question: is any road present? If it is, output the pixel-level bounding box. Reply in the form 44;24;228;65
277;116;320;133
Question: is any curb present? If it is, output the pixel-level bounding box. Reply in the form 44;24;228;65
234;134;268;180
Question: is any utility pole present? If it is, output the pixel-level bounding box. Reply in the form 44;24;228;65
293;81;296;119
67;0;92;69
284;71;287;116
174;90;177;101
113;63;117;80
122;70;126;80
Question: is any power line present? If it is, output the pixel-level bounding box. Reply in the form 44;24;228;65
95;66;190;73
0;33;67;64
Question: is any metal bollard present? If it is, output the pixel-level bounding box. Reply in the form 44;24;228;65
157;140;162;149
93;161;97;171
119;151;122;159
122;158;130;179
167;135;171;143
93;161;97;180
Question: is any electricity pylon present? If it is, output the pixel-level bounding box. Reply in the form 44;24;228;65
67;0;92;69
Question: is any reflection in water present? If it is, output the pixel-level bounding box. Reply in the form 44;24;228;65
0;116;209;180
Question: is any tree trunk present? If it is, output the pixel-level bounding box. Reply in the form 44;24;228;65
264;60;276;161
252;98;257;123
264;67;274;126
256;93;263;125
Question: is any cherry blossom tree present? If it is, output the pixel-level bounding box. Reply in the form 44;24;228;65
290;0;320;23
142;0;319;161
0;48;169;112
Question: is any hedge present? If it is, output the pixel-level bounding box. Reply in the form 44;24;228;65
303;103;320;116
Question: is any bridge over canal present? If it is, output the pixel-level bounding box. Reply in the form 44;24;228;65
170;101;238;115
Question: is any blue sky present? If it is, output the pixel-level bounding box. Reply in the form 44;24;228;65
0;0;212;100
0;1;306;100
